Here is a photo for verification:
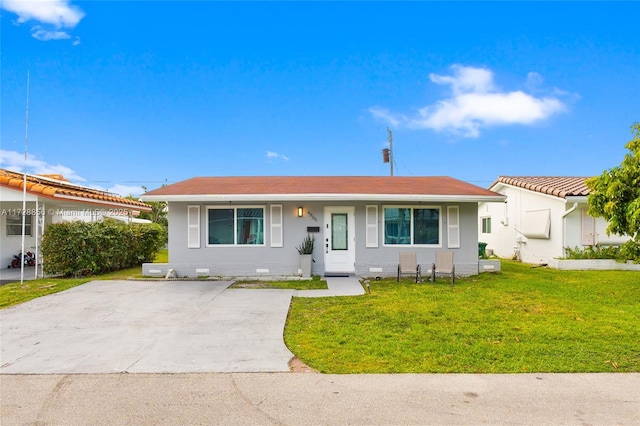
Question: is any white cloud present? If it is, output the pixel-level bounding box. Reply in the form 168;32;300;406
368;107;404;128
2;0;84;27
371;65;568;138
0;149;145;197
525;71;544;90
266;151;289;161
0;149;85;181
429;65;495;95
104;184;145;198
1;0;84;42
31;26;71;41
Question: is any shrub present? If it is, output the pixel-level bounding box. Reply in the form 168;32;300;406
41;219;165;277
619;240;640;263
563;245;624;261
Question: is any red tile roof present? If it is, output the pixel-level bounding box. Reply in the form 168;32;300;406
0;169;152;211
143;176;502;200
493;176;591;198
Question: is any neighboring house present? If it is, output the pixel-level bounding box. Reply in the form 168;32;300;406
0;169;152;271
478;176;630;264
141;176;505;278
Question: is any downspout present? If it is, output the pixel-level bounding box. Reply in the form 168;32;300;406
562;202;579;254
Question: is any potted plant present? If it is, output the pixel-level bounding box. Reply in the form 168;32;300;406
296;234;315;278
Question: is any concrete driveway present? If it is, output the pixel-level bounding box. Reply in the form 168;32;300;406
0;280;296;374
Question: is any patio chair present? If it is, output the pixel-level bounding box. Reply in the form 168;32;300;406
397;252;422;283
431;251;455;286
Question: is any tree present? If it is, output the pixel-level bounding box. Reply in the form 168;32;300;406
586;122;640;261
137;200;168;228
127;189;168;244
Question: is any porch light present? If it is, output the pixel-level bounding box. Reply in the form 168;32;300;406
297;207;303;217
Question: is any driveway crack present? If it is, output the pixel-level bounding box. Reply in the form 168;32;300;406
124;356;144;372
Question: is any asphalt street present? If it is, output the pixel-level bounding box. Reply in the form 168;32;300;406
2;372;638;425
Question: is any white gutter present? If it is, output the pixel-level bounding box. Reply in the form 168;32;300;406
562;202;579;218
565;196;588;204
141;193;507;203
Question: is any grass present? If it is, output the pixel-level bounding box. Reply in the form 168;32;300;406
0;250;168;309
284;261;640;373
231;275;328;290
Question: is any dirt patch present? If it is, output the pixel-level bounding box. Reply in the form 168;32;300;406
288;357;318;373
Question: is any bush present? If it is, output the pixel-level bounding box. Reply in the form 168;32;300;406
563;245;625;261
619;240;640;263
41;219;165;277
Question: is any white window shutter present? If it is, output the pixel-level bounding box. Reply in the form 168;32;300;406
187;205;200;248
366;205;378;247
447;206;460;248
270;204;283;247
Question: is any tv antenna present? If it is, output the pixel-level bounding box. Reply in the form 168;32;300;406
20;71;30;285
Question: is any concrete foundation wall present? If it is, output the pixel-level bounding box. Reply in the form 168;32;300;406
548;259;640;271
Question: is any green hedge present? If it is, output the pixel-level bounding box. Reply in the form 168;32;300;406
41;219;166;277
563;243;640;263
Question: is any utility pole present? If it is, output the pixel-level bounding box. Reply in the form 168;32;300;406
387;127;394;176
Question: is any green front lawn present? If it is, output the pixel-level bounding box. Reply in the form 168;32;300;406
285;261;640;373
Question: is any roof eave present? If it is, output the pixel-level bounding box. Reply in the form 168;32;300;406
141;193;506;203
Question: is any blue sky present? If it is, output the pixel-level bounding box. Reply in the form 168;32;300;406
1;1;638;196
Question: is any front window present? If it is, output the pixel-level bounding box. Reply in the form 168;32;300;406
208;207;264;246
6;214;32;236
384;207;440;245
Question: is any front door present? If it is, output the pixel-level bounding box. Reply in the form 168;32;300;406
323;206;356;274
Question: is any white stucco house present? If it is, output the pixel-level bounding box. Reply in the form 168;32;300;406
141;176;505;278
478;176;630;264
0;169;151;275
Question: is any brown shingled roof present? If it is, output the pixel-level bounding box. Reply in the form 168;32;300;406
144;176;501;198
493;176;591;198
0;169;152;211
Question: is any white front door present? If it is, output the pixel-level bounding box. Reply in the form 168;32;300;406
323;206;356;274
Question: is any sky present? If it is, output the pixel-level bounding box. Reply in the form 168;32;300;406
1;1;639;197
